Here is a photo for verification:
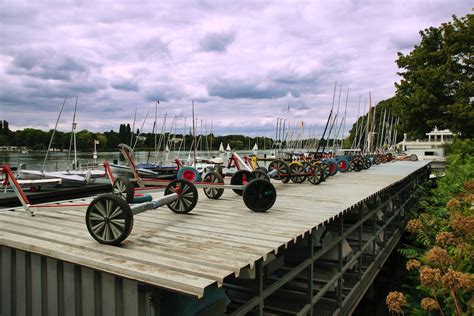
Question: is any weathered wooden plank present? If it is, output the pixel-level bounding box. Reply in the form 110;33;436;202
0;231;215;298
0;161;429;298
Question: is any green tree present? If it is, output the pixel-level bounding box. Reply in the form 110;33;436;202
394;14;473;139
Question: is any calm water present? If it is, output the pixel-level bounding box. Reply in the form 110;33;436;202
1;150;271;170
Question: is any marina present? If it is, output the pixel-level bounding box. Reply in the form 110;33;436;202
1;160;430;315
1;2;470;315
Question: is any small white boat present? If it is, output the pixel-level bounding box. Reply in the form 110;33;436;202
219;142;225;154
18;169;92;184
108;163;159;177
226;144;231;151
252;143;258;155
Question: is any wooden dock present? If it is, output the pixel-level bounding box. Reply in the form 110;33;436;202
0;161;430;302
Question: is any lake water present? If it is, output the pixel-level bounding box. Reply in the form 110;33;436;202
1;150;272;170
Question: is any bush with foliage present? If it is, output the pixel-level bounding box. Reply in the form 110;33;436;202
386;139;474;315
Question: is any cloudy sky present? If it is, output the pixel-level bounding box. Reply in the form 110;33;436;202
0;0;471;136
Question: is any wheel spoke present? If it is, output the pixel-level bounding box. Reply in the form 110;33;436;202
103;223;111;241
105;199;114;217
92;221;106;235
110;218;125;228
182;197;192;207
89;212;104;221
95;201;107;218
109;221;122;239
108;206;122;219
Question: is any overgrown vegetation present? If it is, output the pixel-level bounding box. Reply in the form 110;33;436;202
386;139;474;315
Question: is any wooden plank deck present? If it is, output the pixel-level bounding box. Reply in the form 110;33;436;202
0;161;430;298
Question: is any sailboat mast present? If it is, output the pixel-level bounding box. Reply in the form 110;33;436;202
154;101;159;157
379;108;387;150
68;96;78;169
351;96;362;152
317;82;337;155
72;96;78;170
130;107;137;146
43;95;67;170
340;88;349;149
365;93;371;154
183;117;187;152
370;97;376;153
192;101;197;167
133;109;150;150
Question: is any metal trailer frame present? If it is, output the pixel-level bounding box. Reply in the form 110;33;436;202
222;164;429;315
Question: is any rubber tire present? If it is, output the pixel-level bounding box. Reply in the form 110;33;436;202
177;166;201;182
231;170;256;196
327;159;338;176
336;158;350;173
289;163;307;183
319;162;331;179
242;179;277;212
202;171;225;199
86;193;134;245
268;160;289;181
307;165;323;185
113;176;135;203
253;170;270;181
165;179;198;214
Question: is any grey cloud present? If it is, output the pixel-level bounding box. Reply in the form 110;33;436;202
0;0;471;134
208;79;289;99
140;37;171;61
144;85;184;102
8;50;88;81
200;31;235;52
111;80;140;92
273;70;321;85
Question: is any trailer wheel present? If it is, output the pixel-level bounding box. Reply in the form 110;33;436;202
253;169;270;181
86;193;134;245
113;177;134;203
165;179;198;214
203;171;225;199
307;165;323;185
231;170;255;196
243;179;277;212
177;166;201;183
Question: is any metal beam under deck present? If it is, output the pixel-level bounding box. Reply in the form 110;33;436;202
224;164;429;316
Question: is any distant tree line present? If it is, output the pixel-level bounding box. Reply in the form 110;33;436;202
0;120;278;152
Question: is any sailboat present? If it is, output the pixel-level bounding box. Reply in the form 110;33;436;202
226;144;232;151
219;142;225;154
19;97;103;184
252;143;258;155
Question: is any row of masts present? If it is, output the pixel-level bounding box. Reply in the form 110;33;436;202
44;88;402;170
129;101;235;164
270;83;401;156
